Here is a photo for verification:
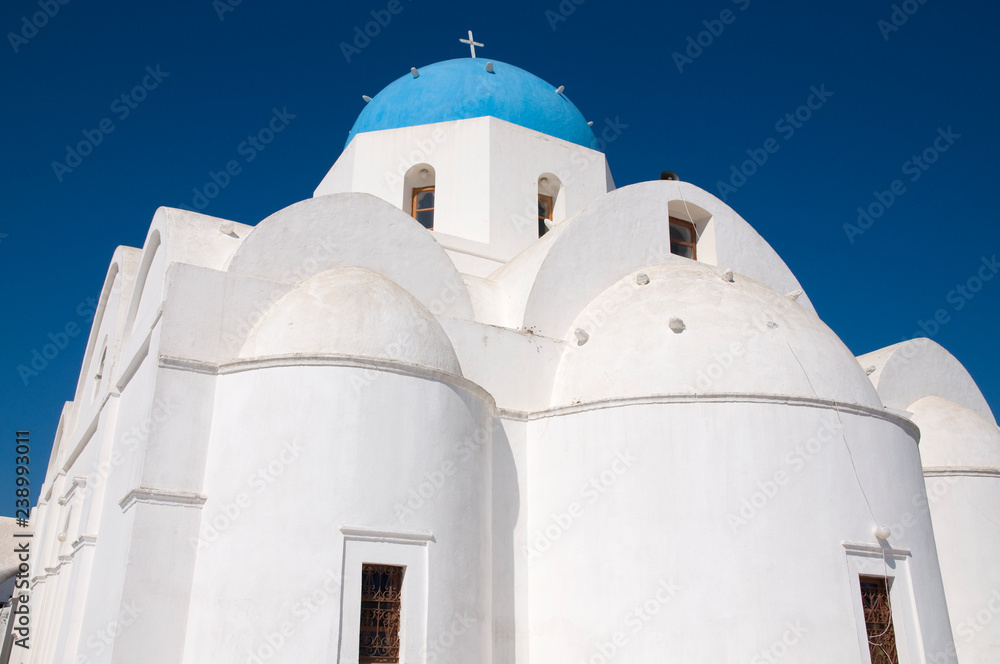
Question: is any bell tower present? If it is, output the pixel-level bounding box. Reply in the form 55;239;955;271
313;57;615;276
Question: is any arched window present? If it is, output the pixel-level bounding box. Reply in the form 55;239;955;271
403;164;436;230
412;187;435;230
538;174;563;237
538;194;553;236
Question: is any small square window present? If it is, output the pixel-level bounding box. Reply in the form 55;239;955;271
359;564;404;663
412;186;435;230
669;216;697;260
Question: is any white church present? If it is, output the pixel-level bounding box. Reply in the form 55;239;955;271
19;39;1000;664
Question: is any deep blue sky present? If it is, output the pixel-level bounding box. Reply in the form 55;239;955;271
2;0;998;514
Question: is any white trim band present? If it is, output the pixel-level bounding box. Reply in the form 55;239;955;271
924;466;1000;479
842;541;911;560
119;488;208;513
340;525;435;545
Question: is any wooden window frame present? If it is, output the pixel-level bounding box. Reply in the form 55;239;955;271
669;216;697;260
538;194;554;237
412;186;435;230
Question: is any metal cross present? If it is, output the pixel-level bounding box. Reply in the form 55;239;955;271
460;30;484;58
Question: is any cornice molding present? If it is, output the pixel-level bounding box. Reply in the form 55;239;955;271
119;488;207;513
924;466;1000;479
340;525;435;545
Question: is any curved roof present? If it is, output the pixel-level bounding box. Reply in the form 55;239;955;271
498;180;815;336
346;58;599;150
858;338;996;424
240;267;462;375
225;193;474;320
910;396;1000;470
551;263;881;408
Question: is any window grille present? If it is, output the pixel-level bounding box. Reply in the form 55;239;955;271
359;564;404;663
860;576;899;664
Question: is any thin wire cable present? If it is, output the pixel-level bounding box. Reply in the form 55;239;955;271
865;566;897;663
675;183;703;242
773;323;879;524
679;174;895;657
775;319;896;659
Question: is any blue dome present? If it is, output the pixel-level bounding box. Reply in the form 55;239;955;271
346;59;600;151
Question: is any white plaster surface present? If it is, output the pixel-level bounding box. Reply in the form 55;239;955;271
909;395;1000;664
25;108;994;664
240;267;462;376
552;261;877;408
859;338;996;424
